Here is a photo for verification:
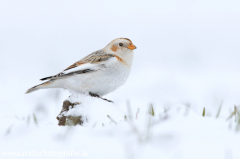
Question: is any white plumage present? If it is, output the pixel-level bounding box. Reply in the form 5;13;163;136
26;38;136;96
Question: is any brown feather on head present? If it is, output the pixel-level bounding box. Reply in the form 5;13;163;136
122;38;132;44
104;37;136;53
111;45;118;52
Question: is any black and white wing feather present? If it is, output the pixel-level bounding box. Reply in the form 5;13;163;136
40;50;115;81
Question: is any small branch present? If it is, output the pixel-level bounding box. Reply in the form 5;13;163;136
92;122;97;128
126;101;133;120
32;113;38;125
136;108;140;119
107;115;117;125
226;105;238;121
216;101;223;118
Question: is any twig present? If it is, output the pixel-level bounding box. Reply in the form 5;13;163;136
32;113;38;125
236;109;240;131
26;115;31;125
5;125;13;136
92;122;97;128
126;101;133;120
136;108;140;119
107;115;117;125
125;102;143;142
184;103;190;116
226;105;238;121
216;101;223;118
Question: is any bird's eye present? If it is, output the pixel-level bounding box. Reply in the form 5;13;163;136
119;43;123;46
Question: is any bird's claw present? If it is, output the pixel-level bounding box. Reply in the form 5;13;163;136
89;92;114;103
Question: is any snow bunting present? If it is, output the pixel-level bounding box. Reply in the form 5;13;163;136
26;38;136;96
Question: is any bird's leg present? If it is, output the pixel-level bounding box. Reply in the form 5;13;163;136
89;92;114;103
88;92;100;98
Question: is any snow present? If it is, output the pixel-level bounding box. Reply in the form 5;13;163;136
1;104;240;159
1;0;240;158
62;92;126;127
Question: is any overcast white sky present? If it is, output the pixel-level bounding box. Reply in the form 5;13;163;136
1;0;240;116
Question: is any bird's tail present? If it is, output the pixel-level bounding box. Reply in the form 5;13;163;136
25;80;53;94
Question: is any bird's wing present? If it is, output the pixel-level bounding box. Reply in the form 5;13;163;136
40;50;115;81
63;50;115;71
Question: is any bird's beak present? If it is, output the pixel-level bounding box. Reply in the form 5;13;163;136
128;44;137;50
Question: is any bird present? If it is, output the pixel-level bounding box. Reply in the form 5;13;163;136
25;38;136;98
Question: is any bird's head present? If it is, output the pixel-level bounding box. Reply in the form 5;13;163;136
103;38;136;55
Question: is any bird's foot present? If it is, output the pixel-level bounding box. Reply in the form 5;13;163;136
89;92;114;103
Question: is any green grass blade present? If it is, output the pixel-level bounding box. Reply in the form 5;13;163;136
202;107;205;117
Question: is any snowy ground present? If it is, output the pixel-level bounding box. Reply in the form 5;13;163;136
1;98;240;159
1;0;240;158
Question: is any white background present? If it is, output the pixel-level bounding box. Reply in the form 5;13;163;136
0;1;240;158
